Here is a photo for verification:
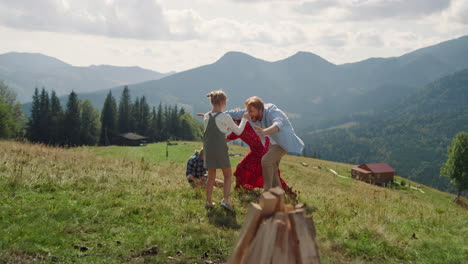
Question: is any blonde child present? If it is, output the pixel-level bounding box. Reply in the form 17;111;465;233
203;90;248;210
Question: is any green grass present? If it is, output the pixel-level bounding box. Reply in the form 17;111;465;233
0;140;467;263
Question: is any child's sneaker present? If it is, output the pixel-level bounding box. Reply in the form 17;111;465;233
205;201;215;208
220;200;232;211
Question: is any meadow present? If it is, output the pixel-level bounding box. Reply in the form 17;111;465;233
0;140;466;263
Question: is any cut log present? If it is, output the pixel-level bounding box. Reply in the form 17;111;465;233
289;210;320;264
242;218;269;263
288;222;299;264
295;203;305;209
228;203;263;264
258;218;280;264
229;195;320;264
269;187;286;211
305;216;317;239
272;213;289;264
259;192;278;217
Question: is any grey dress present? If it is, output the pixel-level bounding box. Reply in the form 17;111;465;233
203;112;231;169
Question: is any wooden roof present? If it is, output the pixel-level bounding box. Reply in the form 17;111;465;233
360;163;395;173
352;166;372;174
118;133;148;140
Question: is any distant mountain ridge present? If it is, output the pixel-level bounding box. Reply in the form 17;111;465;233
0;52;174;102
69;35;468;122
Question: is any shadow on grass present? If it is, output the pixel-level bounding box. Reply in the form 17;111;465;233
234;187;262;206
206;206;240;229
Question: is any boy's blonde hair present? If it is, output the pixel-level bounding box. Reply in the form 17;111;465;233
199;147;204;157
207;90;227;106
244;96;264;110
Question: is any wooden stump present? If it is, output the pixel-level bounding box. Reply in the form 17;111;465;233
228;188;320;264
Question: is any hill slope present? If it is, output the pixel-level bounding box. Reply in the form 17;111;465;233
0;52;174;102
302;68;468;192
0;141;466;263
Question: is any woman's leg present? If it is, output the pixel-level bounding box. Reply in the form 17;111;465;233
221;167;232;202
206;169;217;203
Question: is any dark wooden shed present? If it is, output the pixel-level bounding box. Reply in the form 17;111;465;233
351;163;395;185
114;133;148;146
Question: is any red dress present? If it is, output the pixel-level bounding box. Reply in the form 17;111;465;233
227;122;288;190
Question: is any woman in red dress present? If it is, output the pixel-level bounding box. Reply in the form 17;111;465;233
227;121;288;190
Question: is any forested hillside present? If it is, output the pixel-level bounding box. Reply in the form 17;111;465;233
303;69;468;192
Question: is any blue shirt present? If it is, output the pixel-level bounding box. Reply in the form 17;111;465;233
225;103;304;154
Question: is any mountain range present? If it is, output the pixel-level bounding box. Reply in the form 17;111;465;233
11;35;468;193
0;52;174;102
61;36;468;130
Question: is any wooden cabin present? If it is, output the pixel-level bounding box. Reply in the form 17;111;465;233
113;133;148;146
351;163;395;185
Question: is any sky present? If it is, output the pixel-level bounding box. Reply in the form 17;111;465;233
0;0;467;73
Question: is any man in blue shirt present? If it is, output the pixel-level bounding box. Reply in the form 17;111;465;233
226;96;304;190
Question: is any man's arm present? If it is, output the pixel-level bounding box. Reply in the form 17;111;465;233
224;108;246;120
253;105;288;136
254;124;279;137
269;105;288;131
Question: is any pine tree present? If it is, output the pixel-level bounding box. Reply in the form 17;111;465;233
179;107;185;116
38;88;51;143
28;88;41;142
156;103;164;141
80;100;100;146
50;91;64;145
118;86;132;134
148;106;158;142
64;91;81;146
138;96;150;136
131;97;140;133
100;91;117;145
172;105;180;139
162;105;170;141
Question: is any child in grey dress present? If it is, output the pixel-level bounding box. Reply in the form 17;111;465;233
203;90;247;210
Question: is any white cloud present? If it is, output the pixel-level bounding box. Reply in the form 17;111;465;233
355;30;384;47
441;0;468;25
0;0;306;46
295;0;452;20
0;0;171;40
231;0;301;2
165;9;203;40
319;33;347;48
0;0;466;74
165;8;307;46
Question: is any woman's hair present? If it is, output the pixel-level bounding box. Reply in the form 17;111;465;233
244;96;264;110
206;90;227;106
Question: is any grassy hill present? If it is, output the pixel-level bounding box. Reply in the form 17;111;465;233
0;141;466;263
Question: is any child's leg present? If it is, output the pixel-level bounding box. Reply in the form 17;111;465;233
221;167;232;202
206;169;217;203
